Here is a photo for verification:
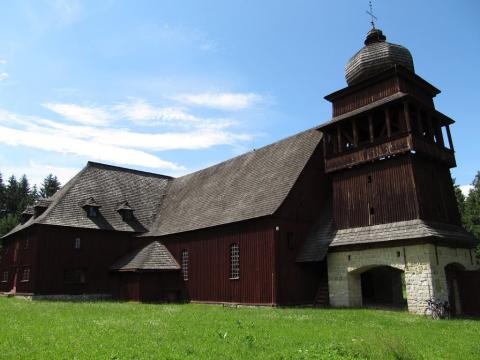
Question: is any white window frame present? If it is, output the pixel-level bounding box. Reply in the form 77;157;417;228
21;267;30;282
1;271;8;283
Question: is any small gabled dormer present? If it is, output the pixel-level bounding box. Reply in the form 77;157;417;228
33;199;52;218
117;201;134;221
21;206;34;224
81;197;101;218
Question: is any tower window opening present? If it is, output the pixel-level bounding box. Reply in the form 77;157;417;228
369;207;375;216
367;175;372;184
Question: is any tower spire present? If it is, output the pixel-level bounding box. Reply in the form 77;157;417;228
366;1;377;29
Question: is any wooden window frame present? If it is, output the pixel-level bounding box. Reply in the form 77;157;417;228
229;243;240;280
21;267;30;282
1;271;8;283
74;238;81;250
64;268;87;284
181;250;189;281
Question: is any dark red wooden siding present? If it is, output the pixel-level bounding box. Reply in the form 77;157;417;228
274;145;327;305
149;218;276;305
333;155;419;229
0;227;38;294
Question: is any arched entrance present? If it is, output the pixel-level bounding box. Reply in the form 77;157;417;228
360;266;407;309
445;263;465;316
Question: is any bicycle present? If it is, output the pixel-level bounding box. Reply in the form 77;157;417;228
424;298;450;320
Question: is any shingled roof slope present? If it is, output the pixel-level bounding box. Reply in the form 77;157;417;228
4;162;172;237
110;241;180;271
146;128;323;236
298;217;478;261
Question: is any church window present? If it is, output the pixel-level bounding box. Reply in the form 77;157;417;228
74;238;81;249
229;243;240;279
1;271;8;282
369;207;375;216
21;267;30;282
367;175;372;184
181;250;189;281
87;206;98;218
24;238;29;250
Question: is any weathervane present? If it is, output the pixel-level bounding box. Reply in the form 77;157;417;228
366;1;378;29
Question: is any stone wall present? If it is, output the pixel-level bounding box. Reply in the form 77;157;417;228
327;243;478;314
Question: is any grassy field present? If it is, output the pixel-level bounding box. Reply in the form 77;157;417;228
0;298;479;359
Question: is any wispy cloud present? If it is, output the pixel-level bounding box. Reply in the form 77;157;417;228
0;72;9;81
175;92;263;110
0;59;6;65
43;103;111;126
114;99;197;124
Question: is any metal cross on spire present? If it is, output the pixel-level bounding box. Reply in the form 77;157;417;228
366;1;378;29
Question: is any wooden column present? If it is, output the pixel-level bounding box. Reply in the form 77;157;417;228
337;125;343;152
368;114;374;143
436;122;445;147
384;107;392;138
403;101;411;132
417;108;424;135
352;119;359;147
446;125;455;151
427;114;435;143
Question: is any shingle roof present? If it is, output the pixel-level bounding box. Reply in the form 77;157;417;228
145;128;323;237
4;162;172;237
298;217;478;261
110;241;180;271
330;220;478;248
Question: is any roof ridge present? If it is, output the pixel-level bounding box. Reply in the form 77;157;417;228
175;127;321;181
86;161;174;180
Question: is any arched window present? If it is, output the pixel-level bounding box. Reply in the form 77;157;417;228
229;243;240;280
181;250;189;281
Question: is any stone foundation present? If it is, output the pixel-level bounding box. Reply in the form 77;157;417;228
327;244;478;314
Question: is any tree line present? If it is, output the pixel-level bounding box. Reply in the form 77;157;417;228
0;173;61;237
455;171;480;258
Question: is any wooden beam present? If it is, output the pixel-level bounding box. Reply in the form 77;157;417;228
322;134;327;156
352;119;358;147
403;101;411;132
385;107;392;138
368;114;374;143
446;125;454;151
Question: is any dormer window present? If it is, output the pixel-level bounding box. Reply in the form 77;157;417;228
81;197;101;219
33;199;52;218
21;206;34;224
117;201;134;221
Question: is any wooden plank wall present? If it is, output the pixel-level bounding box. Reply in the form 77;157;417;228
158;218;276;305
333;155;419;229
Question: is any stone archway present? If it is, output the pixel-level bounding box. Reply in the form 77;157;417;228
360;266;407;308
445;263;466;316
346;264;406;309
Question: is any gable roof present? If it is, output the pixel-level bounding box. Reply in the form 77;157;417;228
110;241;180;271
4;162;172;238
145;128;323;237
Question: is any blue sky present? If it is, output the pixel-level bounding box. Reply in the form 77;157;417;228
0;0;479;192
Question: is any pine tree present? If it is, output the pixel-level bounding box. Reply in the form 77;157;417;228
40;174;61;198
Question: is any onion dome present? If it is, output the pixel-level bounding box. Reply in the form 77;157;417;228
345;28;414;85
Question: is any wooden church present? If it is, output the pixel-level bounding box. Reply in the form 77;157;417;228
1;27;479;315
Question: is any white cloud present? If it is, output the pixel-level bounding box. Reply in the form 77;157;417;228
2;162;80;188
0;72;9;81
460;185;474;197
42;103;111;126
114;100;197;124
0;59;6;65
175;92;263;110
0;125;183;170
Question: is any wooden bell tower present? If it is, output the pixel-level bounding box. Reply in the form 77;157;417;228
318;29;461;230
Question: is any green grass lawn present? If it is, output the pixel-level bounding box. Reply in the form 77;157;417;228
0;298;479;359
